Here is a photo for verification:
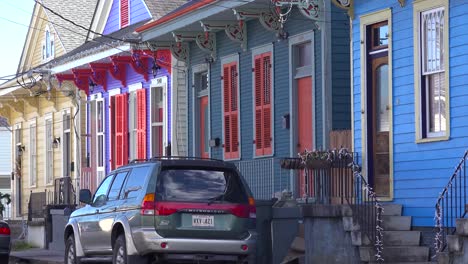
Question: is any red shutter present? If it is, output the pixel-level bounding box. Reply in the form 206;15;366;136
223;62;239;160
122;93;129;165
110;97;116;170
120;0;129;28
253;53;272;156
115;94;124;168
263;54;272;155
136;89;147;159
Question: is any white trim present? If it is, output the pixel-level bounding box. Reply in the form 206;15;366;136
128;82;143;93
288;31;315;194
108;88;121;97
142;0;151;18
44;113;54;186
191;63;210;158
29;118;37;188
13;122;21;217
61;108;71;178
94;97;105;183
251;43;275;158
150;76;169;157
220;53;241;161
89;92;103;100
51;44;132;74
108;88;120;171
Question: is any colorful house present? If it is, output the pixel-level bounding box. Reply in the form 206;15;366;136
50;0;186;193
347;0;464;230
137;0;352;198
0;0;98;220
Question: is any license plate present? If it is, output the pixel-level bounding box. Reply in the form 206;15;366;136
192;215;214;227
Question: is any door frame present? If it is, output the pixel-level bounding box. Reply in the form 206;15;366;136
191;63;210;158
359;9;394;201
150;77;169;157
288;31;315;195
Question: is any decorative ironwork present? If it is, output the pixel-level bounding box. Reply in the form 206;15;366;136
196;33;216;59
233;10;281;32
434;150;468;257
331;0;354;19
170;42;189;63
53;177;75;205
225;24;247;50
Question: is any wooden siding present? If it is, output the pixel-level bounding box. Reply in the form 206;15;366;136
103;0;151;34
352;0;468;227
187;9;325;192
172;59;188;156
0;129;12;175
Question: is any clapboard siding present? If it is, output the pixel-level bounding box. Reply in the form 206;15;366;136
352;0;468;227
103;0;120;34
104;0;151;34
0;129;11;175
130;0;151;24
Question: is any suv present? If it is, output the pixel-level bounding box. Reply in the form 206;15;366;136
64;157;257;264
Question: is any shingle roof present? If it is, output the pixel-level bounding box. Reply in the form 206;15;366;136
42;0;99;52
144;0;188;20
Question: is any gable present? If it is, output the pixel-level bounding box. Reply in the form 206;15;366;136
17;4;66;74
103;0;151;34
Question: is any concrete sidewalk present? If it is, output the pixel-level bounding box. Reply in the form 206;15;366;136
9;248;63;264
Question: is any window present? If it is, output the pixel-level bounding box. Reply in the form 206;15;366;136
45;115;53;185
151;79;166;157
193;68;209;158
222;59;240;160
129;91;137;160
415;1;448;141
107;171;128;200
92;175;113;206
62;110;71;177
42;27;54;61
29;119;37;187
253;51;273;156
96;99;105;183
129;89;147;160
122;166;150;199
114;93;128;168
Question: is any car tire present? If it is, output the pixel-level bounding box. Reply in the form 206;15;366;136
65;235;81;264
113;234;127;264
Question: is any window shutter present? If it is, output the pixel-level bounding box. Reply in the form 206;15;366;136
115;94;123;168
223;65;231;159
136;89;147;159
254;55;263;156
122;93;129;165
120;0;129;28
223;62;240;159
263;54;272;155
229;64;239;159
110;97;116;170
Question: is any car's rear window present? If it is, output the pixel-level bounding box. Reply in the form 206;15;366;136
156;168;248;203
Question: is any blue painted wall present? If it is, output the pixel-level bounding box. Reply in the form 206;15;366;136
352;0;468;227
187;9;326;194
103;0;151;34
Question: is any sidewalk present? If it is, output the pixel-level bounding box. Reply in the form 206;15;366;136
9;248;63;264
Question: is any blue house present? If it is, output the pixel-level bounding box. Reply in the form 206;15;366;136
137;0;352;199
346;0;467;231
51;0;186;193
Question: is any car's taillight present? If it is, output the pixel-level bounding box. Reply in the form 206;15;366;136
248;197;256;219
230;198;256;219
140;194;156;215
0;226;10;235
155;202;179;216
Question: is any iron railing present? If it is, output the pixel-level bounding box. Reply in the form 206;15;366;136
53;177;75;206
434;150;468;254
281;151;384;262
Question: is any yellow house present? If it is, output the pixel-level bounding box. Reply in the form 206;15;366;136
0;0;98;220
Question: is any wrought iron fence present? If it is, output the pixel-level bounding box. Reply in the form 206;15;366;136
280;150;384;263
434;150;468;254
53;177;75;206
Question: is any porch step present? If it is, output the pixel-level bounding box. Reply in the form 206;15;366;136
382;215;412;231
360;246;429;262
382;204;403;216
383;231;421;246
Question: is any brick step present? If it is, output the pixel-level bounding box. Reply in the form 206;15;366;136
383;231;421;246
360;246;429;262
382;215;412;231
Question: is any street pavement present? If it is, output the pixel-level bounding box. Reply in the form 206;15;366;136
8;248;111;264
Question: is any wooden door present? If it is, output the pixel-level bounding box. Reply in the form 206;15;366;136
199;96;209;158
297;76;313;197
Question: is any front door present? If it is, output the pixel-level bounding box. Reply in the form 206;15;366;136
366;22;390;197
199;96;209;158
297;77;313;197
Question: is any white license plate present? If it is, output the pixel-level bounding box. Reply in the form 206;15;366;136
192;215;214;227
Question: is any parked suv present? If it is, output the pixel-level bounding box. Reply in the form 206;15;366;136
64;157;257;264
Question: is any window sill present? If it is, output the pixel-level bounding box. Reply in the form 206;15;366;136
416;135;449;144
253;153;275;159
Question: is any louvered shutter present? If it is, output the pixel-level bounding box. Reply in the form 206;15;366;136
254;55;263;156
223;62;240;159
263;53;272;155
115;94;124;168
110;96;116;170
122;93;129;165
136;89;147;159
120;0;129;28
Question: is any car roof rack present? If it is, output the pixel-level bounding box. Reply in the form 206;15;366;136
150;156;225;162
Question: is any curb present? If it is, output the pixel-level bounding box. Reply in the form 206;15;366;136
9;254;63;264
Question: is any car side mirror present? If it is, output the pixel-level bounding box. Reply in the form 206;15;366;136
79;189;92;204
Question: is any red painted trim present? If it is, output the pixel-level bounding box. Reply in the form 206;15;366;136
110;57;129;87
89;63;108;91
135;0;216;33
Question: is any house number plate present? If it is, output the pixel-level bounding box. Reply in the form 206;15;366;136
192;215;214;227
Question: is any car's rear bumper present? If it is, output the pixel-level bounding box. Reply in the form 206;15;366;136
0;235;10;255
131;228;257;256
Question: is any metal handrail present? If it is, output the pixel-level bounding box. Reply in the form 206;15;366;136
434;150;468;254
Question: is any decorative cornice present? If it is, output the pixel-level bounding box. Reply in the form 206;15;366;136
22;98;39;112
274;0;324;27
172;32;216;59
6;100;24;114
233;10;281;33
201;21;247;51
331;0;354;19
147;42;189;64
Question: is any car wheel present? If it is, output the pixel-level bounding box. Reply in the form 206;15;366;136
65;235;81;264
113;234;127;264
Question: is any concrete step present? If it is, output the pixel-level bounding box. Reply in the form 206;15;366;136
360;246;429;262
383;231;421;246
382;204;403;216
382;215;412;231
